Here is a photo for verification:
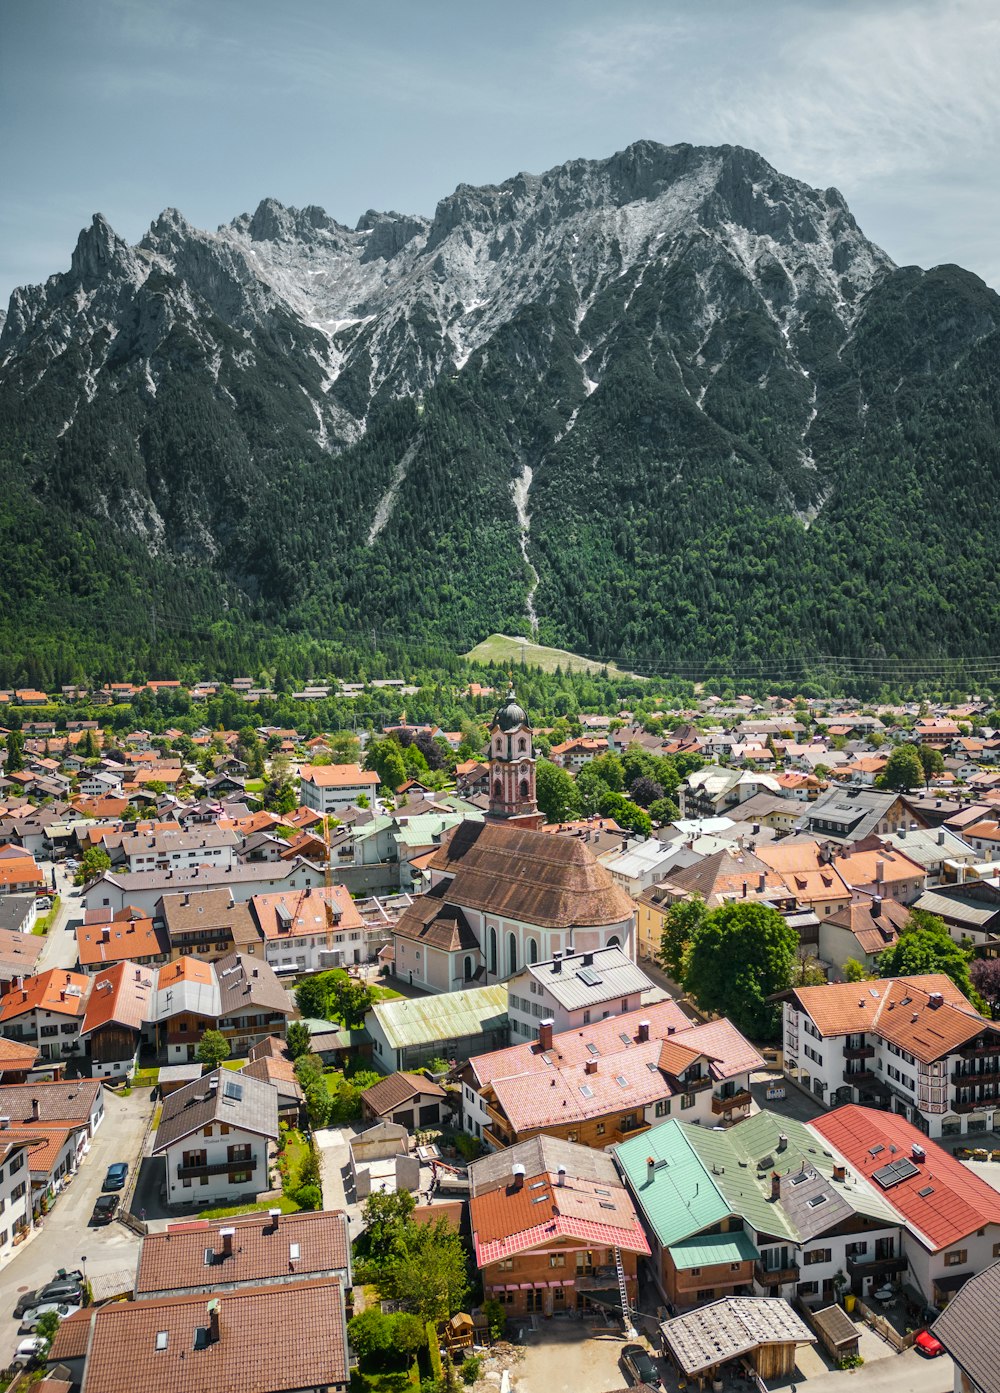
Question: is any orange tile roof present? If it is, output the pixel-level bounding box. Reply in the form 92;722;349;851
790;973;983;1063
250;885;363;940
76;916;168;966
0;1037;38;1070
157;956;215;988
81;960;155;1034
831;845;926;885
471;1169;650;1264
0;968;91;1022
961;821;1000;842
0;858;43;889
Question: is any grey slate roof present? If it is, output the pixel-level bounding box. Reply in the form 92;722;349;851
800;788;912;843
152;1067;279;1151
469;1134;620;1195
519;946;652;1010
933;1261;1000;1393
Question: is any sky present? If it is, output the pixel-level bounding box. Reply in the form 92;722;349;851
2;0;999;304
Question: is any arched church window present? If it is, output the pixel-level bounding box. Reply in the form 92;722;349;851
519;779;529;799
518;738;526;752
527;938;538;965
508;933;517;974
608;935;620;949
489;927;497;974
493;780;503;800
464;956;473;981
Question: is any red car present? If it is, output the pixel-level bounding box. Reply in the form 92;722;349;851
914;1330;945;1358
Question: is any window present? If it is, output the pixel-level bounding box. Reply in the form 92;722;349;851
655;1100;670;1118
804;1248;832;1266
508;933;517;975
497;1258;514;1271
799;1281;819;1297
549;1254;565;1268
689;1267;701;1277
993;1242;1000;1259
583;1010;591;1025
696;1289;714;1302
681;1093;695;1110
944;1249;968;1267
596;1123;605;1136
730;1263;741;1271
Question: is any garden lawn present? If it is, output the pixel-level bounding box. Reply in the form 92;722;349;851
197;1195;301;1221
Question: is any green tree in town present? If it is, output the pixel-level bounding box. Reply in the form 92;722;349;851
876;743;924;791
361;1187;417;1264
75;845;111;886
683;900;798;1039
843;957;872;982
878;911;974;998
196;1029;232;1071
918;744;945;786
535;759;580;823
382;1217;471;1323
330;974;374;1028
285;1020;312;1059
658;896;708;980
348;1307;396;1361
4;729;25;772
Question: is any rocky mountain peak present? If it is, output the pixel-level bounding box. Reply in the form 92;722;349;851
69;212;139;288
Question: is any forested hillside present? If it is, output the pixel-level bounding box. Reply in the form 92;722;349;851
1;140;999;686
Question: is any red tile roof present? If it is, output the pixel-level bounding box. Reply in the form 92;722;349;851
77;915;168;967
812;1105;1000;1251
301;763;380;788
0;968;91;1022
80;960;155;1035
471;1167;650;1265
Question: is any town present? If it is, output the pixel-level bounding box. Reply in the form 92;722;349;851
1;672;999;1393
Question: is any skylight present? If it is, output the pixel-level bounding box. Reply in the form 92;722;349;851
806;1195;827;1208
616;1075;629;1088
155;1332;169;1351
580;1084;594;1099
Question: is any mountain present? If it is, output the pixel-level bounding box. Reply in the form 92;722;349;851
2;139;1000;684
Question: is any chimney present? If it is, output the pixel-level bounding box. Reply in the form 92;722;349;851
777;1134;788;1153
552;952;562;975
928;992;943;1010
539;1019;554;1052
937;830;946;846
220;1226;235;1257
646;1156;656;1180
758;873;766;893
871;896;882;918
585;1058;598;1075
770;1171;781;1201
832;1163;846;1182
207;1298;221;1344
512;1163;526;1191
557;1166;566;1187
29;1097;39;1121
267;1207;281;1232
899;826;907;839
667;1025;676;1037
101;926;111;941
875;860;885;886
637;1020;650;1043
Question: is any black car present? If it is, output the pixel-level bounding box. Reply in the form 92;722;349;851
621;1343;660;1388
13;1279;82;1318
91;1193;120;1225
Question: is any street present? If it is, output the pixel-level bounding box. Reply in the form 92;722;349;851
35;861;83;973
0;1089;151;1363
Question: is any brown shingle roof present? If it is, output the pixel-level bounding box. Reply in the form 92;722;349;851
361;1071;446;1117
391;882;480;951
417;821;634;931
76;1279;349;1393
135;1210;350;1296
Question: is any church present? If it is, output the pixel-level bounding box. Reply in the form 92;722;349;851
391;688;636;994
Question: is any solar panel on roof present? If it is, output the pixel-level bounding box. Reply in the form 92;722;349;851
577;966;602;987
872;1157;919;1189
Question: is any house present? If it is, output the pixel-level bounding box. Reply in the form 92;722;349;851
249;886;367;974
152;1067;279;1207
0;923;43;991
299;763;381;815
158;888;260;961
879;824;978;883
464;1001;762;1150
817;898;910;976
76;908;171;973
118;826;239;874
782;973;1000;1134
814;1106;1000;1307
0;852;44;897
798;787;926;845
932;1262;1000;1393
360;1071;448;1129
505;946;656;1040
134;1207;351;1298
150;953;293;1063
755;842;852;918
602;837;686;896
0;1079;104;1218
468;1135;650;1319
680;768;782;819
916;717;961;747
654;847;797;912
615;1110;904;1309
47;1279;350;1393
365;984;509;1074
79;960;155;1079
0;1035;38;1082
240;1038;303;1120
82;858;325;917
0;1135;33;1261
827;839;927;906
548;736;608;769
0;968;91;1061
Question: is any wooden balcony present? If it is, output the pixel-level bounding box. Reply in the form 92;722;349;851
953;1097;998;1114
959;1041;1000;1059
952;1066;1000;1085
754;1262;799;1287
683;1075;713;1093
843;1044;875;1060
843;1068;877;1085
484;1101;514;1145
482;1126;510;1151
712;1090;753;1115
612;1119;651;1143
847;1252;906;1277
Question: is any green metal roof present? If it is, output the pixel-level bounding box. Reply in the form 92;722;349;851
667;1230;759;1269
614;1120;730;1248
677;1124;796;1243
371;984;508;1049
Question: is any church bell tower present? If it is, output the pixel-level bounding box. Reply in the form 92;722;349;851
486;686;543;829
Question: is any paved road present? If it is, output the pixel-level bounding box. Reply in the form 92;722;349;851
36;863;83;973
0;1089;151;1362
771;1346;954;1393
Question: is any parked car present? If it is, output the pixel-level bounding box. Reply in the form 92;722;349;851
91;1193;119;1225
35;897;51;911
621;1343;660;1387
102;1161;129;1191
11;1336;46;1369
914;1330;945;1358
20;1302;80;1333
13;1279;81;1318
